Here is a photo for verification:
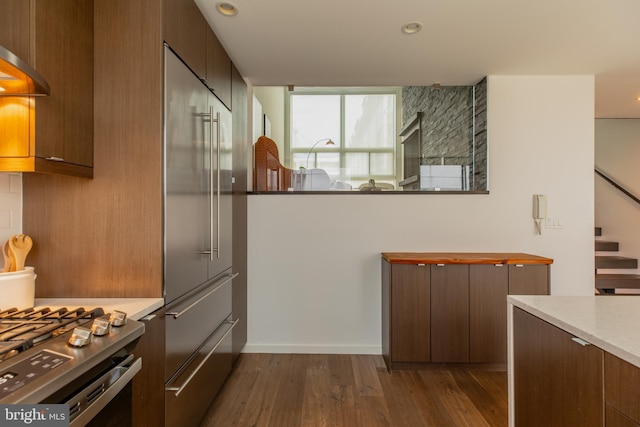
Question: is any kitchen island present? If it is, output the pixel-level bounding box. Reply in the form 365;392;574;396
508;295;640;427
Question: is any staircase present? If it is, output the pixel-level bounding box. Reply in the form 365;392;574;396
595;227;640;294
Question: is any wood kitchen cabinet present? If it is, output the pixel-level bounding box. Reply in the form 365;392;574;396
163;0;232;110
381;253;552;370
513;307;604;427
431;264;469;363
132;308;166;427
508;264;549;295
606;353;640;426
0;0;94;178
163;0;207;79
469;264;508;363
382;262;430;369
206;26;232;109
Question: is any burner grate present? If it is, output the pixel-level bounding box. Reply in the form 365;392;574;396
0;307;105;363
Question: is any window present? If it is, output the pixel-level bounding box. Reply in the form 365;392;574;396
286;87;400;189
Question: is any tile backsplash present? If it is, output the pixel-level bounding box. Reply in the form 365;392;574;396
0;173;22;244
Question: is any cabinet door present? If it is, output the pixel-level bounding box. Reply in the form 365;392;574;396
34;0;94;169
469;264;508;364
206;27;232;110
513;307;603;427
606;352;640;425
431;264;469;363
163;0;206;78
390;263;430;363
0;0;31;61
509;264;549;295
132;308;166;427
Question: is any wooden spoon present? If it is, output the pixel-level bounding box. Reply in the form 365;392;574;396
8;234;33;272
2;240;13;272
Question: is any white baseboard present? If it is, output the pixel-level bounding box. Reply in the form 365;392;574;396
241;344;381;355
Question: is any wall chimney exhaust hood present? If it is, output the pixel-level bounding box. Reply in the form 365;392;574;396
0;44;50;96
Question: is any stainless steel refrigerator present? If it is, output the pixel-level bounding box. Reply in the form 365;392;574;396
162;45;236;427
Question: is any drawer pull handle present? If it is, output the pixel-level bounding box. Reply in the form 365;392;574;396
495;264;504;267
417;263;426;267
166;318;238;397
571;337;591;346
436;264;445;267
45;156;64;162
165;272;238;319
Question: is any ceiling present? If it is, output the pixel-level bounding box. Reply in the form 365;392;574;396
195;0;640;118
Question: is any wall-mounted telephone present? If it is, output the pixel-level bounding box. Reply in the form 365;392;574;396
533;194;547;234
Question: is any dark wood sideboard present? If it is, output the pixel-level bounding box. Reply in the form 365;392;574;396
381;252;553;371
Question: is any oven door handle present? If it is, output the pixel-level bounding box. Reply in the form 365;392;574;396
67;355;142;426
166;318;238;397
165;272;238;319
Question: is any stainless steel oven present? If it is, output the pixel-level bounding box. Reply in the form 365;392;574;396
0;306;145;426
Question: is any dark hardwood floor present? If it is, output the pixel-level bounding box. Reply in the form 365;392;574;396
201;354;508;427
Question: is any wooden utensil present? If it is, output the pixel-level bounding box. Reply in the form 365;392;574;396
8;234;33;272
2;239;13;272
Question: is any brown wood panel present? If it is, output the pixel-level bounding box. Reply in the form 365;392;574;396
469;264;508;364
607;404;640;427
22;0;164;297
34;0;93;168
508;264;549;295
431;264;469;363
132;308;166;427
513;308;604;427
382;252;553;265
231;62;248;361
0;0;31;62
606;352;640;424
206;27;232;109
163;0;206;78
390;264;430;363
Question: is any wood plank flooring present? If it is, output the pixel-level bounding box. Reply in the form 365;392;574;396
201;354;508;427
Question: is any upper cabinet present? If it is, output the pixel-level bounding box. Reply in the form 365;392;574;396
0;0;94;178
163;0;207;78
205;27;231;109
163;0;232;110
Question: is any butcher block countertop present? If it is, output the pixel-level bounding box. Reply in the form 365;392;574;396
381;252;553;265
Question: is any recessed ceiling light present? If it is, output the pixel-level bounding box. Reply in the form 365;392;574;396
216;1;238;17
401;22;423;35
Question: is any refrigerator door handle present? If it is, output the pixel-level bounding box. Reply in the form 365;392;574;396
206;106;221;261
215;110;221;260
165;272;238;319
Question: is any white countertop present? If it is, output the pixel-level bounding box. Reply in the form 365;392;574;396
508;295;640;368
34;298;164;321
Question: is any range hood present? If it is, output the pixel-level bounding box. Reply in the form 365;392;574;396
0;44;50;96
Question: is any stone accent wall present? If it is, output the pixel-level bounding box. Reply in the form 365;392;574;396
401;78;487;191
473;78;488;191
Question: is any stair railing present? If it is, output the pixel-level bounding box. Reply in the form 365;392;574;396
595;168;640;206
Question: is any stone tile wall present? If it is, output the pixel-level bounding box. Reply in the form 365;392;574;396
402;78;487;191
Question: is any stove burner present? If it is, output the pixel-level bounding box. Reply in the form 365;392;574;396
0;307;105;363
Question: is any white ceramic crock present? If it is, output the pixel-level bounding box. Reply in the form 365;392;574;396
0;266;36;310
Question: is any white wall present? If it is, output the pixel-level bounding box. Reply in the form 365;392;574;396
245;75;596;354
0;173;22;246
595;119;640;277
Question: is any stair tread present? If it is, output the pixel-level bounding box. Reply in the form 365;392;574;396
596;255;637;260
596;273;640;280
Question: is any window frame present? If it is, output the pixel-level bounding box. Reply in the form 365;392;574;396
284;86;402;188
